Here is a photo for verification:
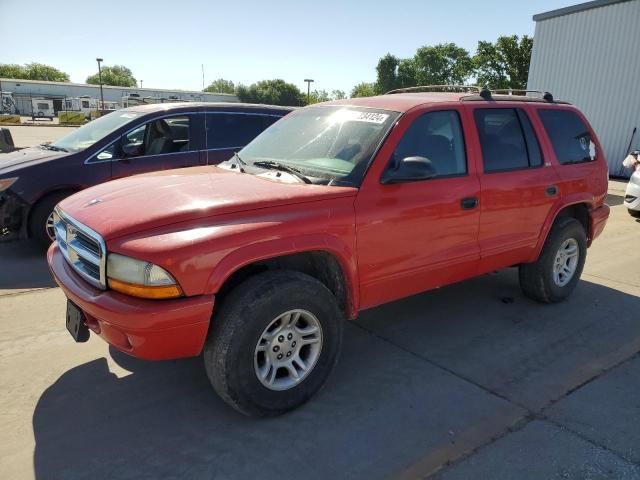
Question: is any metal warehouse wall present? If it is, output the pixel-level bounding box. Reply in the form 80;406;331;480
527;0;640;177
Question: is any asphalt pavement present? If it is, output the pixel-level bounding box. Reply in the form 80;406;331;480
0;181;638;479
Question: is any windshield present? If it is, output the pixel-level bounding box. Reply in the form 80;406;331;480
239;106;399;186
51;111;140;152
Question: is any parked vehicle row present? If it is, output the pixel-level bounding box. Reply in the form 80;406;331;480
42;87;609;416
0;102;293;243
623;150;640;217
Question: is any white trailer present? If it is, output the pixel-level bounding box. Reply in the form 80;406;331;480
31;98;54;120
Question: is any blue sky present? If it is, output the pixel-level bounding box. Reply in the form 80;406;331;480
2;0;573;94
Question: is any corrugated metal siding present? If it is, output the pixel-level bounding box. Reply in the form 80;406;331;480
527;0;640;177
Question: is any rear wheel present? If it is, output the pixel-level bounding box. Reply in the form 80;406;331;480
204;270;343;416
29;191;72;246
519;217;586;303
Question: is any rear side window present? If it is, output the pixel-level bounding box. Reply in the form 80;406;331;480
474;108;543;173
538;109;596;164
206;113;279;149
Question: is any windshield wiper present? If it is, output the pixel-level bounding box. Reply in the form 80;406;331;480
40;144;68;152
252;160;312;184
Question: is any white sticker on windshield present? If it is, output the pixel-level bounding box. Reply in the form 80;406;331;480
330;109;389;124
120;113;137;118
354;112;389;124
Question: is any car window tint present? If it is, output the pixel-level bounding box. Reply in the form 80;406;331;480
122;116;192;157
538;109;596;164
393;110;467;177
207;113;277;149
474;109;532;172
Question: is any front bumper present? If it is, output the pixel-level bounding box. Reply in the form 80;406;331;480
48;243;215;360
624;174;640;211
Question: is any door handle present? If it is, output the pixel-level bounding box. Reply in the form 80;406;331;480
460;196;478;210
545;185;558;196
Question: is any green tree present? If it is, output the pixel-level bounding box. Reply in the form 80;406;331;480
330;89;346;100
413;43;473;85
473;35;533;89
204;78;235;94
0;63;69;82
86;65;137;87
350;82;376;98
0;64;26;79
305;89;330;105
375;53;401;93
235;79;303;106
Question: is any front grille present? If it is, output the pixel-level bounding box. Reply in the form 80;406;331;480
54;208;106;289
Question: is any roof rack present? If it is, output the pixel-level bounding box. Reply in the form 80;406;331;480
385;85;481;95
385;84;557;103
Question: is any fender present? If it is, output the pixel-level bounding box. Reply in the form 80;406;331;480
204;233;360;319
531;192;596;261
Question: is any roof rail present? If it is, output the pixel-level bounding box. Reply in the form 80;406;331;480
489;89;554;102
385;85;481;95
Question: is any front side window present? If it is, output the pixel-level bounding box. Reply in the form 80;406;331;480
239;106;400;186
206;113;276;149
474;108;542;173
123;116;192;157
538;109;596;164
391;110;467;177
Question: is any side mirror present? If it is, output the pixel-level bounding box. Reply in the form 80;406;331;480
381;156;436;184
121;142;143;158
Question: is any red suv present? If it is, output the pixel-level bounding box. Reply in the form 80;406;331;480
48;87;610;416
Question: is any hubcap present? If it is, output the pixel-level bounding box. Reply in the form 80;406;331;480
254;309;323;391
45;211;56;241
553;238;579;287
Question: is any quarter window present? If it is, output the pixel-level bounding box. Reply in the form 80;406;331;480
474;108;542;172
206;113;279;149
538;109;596;164
392;110;467;177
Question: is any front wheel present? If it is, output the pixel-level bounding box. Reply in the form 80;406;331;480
204;270;343;416
29;191;72;246
628;208;640;218
519;217;587;303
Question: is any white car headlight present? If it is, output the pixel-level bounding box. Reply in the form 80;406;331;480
106;253;182;299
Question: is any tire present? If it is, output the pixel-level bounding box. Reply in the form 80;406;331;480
204;270;343;417
628;209;640;218
29;191;72;246
519;217;587;303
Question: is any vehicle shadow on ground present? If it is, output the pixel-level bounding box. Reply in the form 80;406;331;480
605;193;625;207
0;240;54;291
31;270;640;480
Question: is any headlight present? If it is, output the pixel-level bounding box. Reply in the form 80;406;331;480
106;253;182;299
0;177;18;192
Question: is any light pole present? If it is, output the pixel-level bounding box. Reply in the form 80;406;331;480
96;58;104;114
304;78;314;105
140;80;143;89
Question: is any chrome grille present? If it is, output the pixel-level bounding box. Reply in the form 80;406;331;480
53;208;107;289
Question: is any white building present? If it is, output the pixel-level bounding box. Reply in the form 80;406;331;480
527;0;640;177
0;78;238;117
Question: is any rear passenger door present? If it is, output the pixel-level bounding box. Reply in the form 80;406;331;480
110;114;202;178
205;113;281;164
472;106;561;272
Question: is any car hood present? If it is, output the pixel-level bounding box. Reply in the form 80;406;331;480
0;146;70;174
59;166;358;241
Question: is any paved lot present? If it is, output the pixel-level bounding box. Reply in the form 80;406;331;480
1;125;77;150
0;182;638;479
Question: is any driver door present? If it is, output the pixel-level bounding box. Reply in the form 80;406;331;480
355;107;481;309
110;115;201;178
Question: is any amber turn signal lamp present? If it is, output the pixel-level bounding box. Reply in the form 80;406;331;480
108;278;183;299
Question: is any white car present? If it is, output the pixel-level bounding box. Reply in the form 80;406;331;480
623;151;640;218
